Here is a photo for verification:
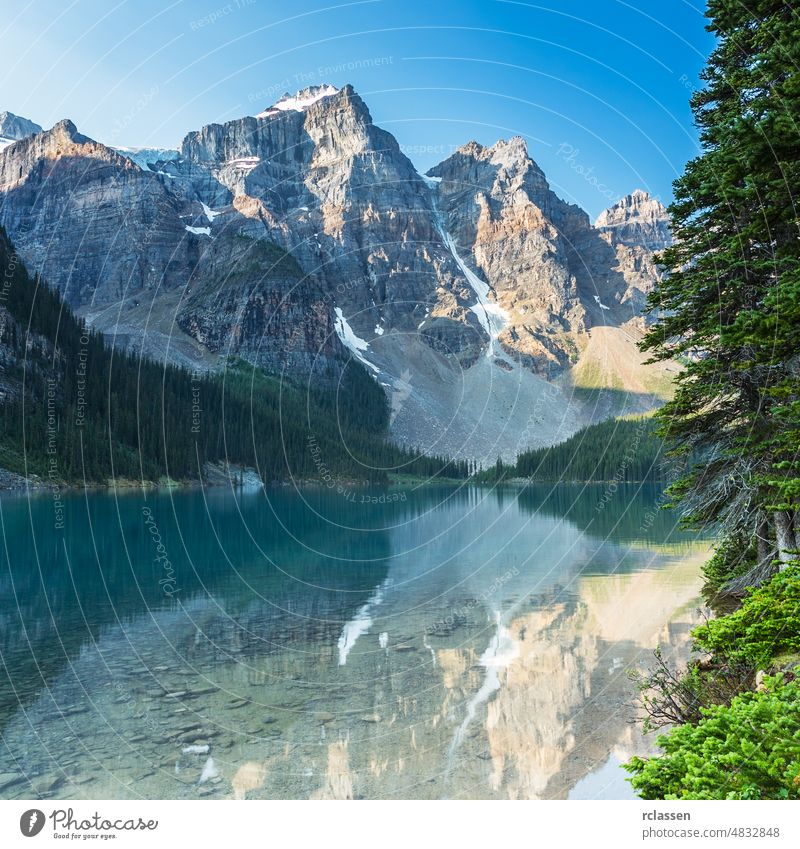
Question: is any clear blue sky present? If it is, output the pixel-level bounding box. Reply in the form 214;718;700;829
1;0;713;218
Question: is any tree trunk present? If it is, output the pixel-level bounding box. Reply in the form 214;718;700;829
756;517;771;566
774;510;797;569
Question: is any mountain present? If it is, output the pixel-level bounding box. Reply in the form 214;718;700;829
595;188;671;316
0;111;42;150
0;119;192;305
0;86;673;462
0;118;345;378
427;141;672;371
174;84;487;365
113;146;180;171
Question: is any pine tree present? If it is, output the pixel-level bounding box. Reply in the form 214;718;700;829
642;0;800;579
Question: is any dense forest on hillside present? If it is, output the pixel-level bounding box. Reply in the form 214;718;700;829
622;0;800;800
0;226;470;486
474;416;669;484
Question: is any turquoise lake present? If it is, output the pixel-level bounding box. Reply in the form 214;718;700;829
0;482;708;799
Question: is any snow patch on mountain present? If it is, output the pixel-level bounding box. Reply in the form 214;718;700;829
334;307;379;373
440;230;509;357
200;202;221;222
223;156;261;171
256;85;339;119
223;156;260;170
425;181;509;357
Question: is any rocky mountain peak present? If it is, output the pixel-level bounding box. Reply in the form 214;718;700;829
595;189;671;252
596;188;664;224
49;118;81;141
180;83;373;180
487;135;531;164
428;135;548;198
439;136;534;171
0;118;136;181
0;111;43;150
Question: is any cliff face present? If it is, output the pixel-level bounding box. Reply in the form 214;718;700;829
427;139;671;373
0;86;673;459
594;189;671;316
0;116;346;377
177;228;342;378
428;138;584;373
0;120;196;306
595;188;671;251
175;85;485;364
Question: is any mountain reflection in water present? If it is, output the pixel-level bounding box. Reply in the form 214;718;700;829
0;483;707;799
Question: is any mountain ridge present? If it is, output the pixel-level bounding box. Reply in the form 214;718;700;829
0;87;672;461
0;110;42;150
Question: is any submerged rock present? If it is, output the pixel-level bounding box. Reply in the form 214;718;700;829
198;757;219;784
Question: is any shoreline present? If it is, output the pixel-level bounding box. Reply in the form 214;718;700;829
474;476;670;486
0;467;666;497
0;467;465;498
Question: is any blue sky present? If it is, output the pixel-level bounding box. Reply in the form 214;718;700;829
1;0;713;218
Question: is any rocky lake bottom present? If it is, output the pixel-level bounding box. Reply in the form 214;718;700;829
0;483;708;799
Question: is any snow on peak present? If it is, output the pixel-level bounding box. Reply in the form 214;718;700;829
256;84;339;119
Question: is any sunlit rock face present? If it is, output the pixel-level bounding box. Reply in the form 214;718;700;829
596;189;671;253
595;189;672;317
427;138;585;374
0;118;345;376
0;87;670;381
426;141;672;375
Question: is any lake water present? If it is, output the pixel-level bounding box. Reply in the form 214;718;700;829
0;482;708;800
